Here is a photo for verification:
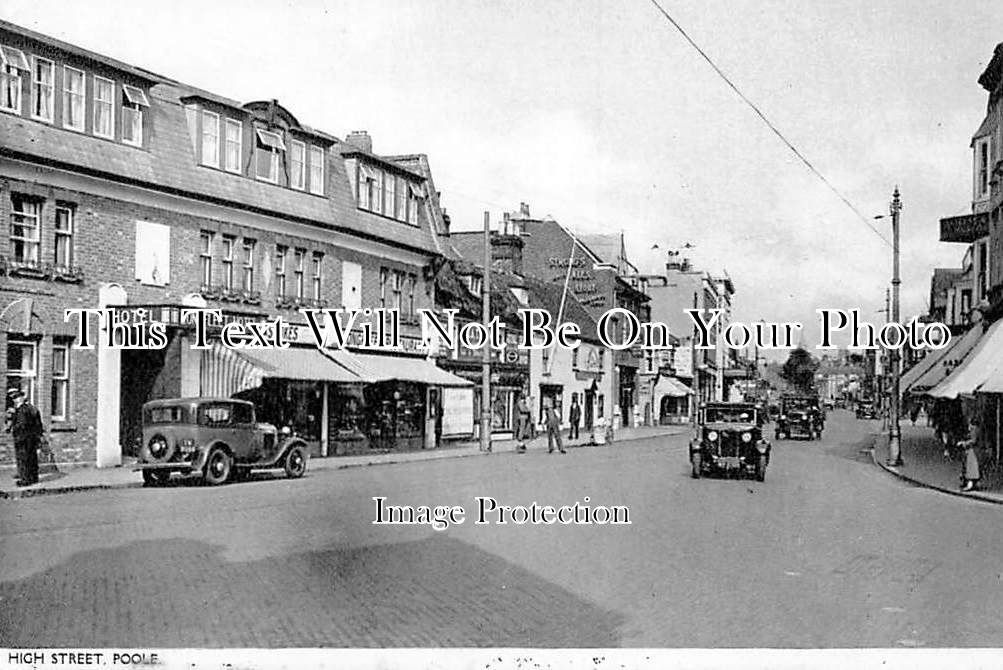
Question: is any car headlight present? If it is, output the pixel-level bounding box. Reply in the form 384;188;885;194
741;432;752;443
707;431;718;442
780;415;786;420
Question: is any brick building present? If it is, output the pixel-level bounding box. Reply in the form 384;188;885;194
0;19;465;466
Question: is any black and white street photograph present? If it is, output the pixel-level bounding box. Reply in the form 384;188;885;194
2;1;1003;667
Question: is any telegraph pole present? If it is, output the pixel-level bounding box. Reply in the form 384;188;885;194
480;211;492;452
887;188;903;466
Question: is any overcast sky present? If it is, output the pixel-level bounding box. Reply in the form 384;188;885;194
7;0;1003;353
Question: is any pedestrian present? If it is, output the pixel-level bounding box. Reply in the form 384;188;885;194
568;394;581;442
6;389;42;487
909;400;921;426
515;394;531;453
959;412;982;492
545;403;566;454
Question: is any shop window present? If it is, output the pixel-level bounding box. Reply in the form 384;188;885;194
224;118;242;173
31;56;54;122
290;139;306;190
0;46;28;114
221;235;235;290
6;338;37;403
93;76;115;138
10;194;41;266
54;203;74;269
308;145;324;195
201;110;220;167
51;340;71;421
62;65;85;131
199;231;213;288
121;84;148;147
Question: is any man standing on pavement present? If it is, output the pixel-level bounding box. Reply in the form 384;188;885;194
6;389;42;486
568;394;581;442
515;393;531;453
546;402;566;454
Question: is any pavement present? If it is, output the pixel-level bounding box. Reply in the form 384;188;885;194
6;411;1003;647
870;421;1003;505
0;423;687;499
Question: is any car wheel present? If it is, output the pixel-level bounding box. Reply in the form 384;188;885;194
203;446;232;485
283;445;307;479
142;469;171;487
690;452;701;479
755;455;767;482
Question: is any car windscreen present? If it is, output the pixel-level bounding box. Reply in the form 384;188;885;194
705;407;755;423
145;406;190;424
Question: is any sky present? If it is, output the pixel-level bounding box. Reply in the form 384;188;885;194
6;0;1003;354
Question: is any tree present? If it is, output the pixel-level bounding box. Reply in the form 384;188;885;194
780;347;820;394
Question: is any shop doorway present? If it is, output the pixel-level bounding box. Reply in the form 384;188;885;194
584;385;596;429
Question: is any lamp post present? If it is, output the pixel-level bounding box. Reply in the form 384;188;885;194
887;188;903;465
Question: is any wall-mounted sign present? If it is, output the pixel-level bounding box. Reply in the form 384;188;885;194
135;221;170;286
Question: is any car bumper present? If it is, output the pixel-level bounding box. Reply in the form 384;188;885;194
135;450;207;473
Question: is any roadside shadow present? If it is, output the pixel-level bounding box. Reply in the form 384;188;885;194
0;536;624;648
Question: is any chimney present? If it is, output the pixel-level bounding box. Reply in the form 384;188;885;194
519;202;531;218
491;231;524;277
345;130;372;154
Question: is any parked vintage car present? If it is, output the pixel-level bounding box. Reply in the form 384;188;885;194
855;399;878;420
135;398;309;486
689;402;771;481
775;394;824;440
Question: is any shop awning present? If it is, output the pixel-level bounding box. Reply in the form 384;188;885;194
324;349;474;387
901;339;955;394
653;376;694;398
201;341;360;397
907;324;984;395
928;320;1003;399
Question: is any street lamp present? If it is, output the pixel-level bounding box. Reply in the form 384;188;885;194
874;188;903;465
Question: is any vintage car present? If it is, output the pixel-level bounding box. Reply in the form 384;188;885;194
689;402;771;481
135;398;309;486
855;399;878;420
775;395;824;440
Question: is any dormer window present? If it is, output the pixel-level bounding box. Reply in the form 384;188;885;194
290;139;306;190
309;145;324;195
0;46;28;114
224;118;242;173
62;66;85;131
201;110;220;167
121;84;148;147
31;56;54;122
93;76;115;138
255;129;285;183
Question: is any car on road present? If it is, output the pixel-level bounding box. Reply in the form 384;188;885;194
689;402;771;481
135;398;309;486
855;399;878;420
775;394;824;440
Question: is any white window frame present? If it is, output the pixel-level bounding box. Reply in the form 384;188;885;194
200;110;220;167
294;248;305;299
254;129;284;183
380;268;388;308
311;253;322;300
31;56;54;122
199;231;213;288
10;194;41;265
51;341;70;422
224;118;242;173
62;65;85;132
385;172;396;218
122;102;143;146
0;60;21;114
373;168;384;215
6;338;38;405
275;245;287;296
308;145;324;195
54;203;74;269
290;139;306;190
242;239;256;291
395;176;407;222
93;76;115;139
222;236;234;290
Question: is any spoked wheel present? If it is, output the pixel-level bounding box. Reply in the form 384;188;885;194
203;446;232;485
283;445;307;479
142;469;171;487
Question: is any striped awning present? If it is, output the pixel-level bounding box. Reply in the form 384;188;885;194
200;341;361;397
929;320;1003;398
323;349;474;387
653;376;695;398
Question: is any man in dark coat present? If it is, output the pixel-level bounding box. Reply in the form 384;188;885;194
7;389;42;486
545;403;566;454
568;395;581;441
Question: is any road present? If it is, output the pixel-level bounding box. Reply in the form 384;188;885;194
2;411;1003;647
